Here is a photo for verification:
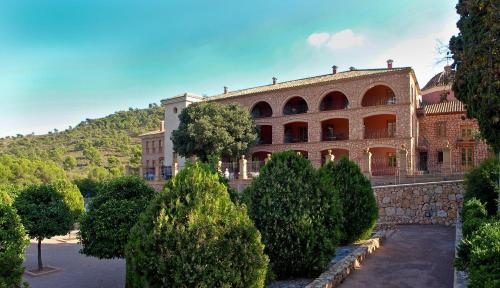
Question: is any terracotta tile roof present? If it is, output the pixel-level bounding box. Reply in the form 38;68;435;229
423;100;466;115
208;67;412;100
139;130;164;137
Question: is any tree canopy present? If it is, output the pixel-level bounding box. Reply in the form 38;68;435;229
171;102;257;161
449;0;500;151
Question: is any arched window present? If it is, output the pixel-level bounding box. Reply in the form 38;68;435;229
320;91;349;111
361;85;396;107
283;97;308;115
251;101;273;118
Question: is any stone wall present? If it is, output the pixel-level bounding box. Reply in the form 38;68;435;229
374;180;464;226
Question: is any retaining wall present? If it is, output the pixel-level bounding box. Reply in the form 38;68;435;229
373;180;464;225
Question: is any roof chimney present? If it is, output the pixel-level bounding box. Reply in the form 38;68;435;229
387;59;394;69
160;120;165;132
223;86;228;94
332;65;338;75
272;77;277;85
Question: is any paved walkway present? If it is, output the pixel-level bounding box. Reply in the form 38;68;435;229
23;236;124;288
340;225;455;288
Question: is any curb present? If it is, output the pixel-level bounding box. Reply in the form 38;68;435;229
453;216;468;288
306;230;390;288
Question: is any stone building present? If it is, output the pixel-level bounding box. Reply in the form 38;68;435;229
140;62;491;183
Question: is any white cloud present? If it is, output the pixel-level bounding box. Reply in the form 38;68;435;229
307;29;365;50
307;32;330;48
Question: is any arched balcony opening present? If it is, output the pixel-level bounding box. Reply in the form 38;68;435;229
321;149;349;165
294;150;309;159
251;101;273;119
252;151;269;162
361;85;396;107
320;91;349;111
370;147;397;176
256;125;272;145
363;114;396;139
284;122;308;143
283;97;308;115
321;118;349;141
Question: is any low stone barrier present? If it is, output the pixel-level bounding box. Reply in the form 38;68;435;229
373;180;464;226
306;231;388;288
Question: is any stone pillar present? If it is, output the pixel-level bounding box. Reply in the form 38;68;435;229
154;161;161;181
443;142;452;174
239;155;248;180
139;165;144;179
362;148;372;177
264;153;272;164
325;149;335;164
172;160;179;177
399;145;408;176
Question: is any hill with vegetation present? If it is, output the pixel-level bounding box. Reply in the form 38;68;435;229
0;104;164;180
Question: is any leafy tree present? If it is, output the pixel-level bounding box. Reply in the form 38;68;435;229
63;156;77;171
107;156;124;176
244;151;340;278
319;157;378;244
48;147;65;162
14;181;84;271
87;166;111;182
449;0;500;152
79;176;155;259
0;155;67;186
83;147;102;166
464;157;499;216
74;177;102;198
172;102;256;161
0;203;29;287
126;163;268;287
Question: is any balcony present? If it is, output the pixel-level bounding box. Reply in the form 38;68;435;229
143;167;155;181
320;91;349;111
284;122;308;143
256;125;272;145
283;97;308;115
321;118;349;141
361;85;396;107
363;114;396;139
251;101;273;119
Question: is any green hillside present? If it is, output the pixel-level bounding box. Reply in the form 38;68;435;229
0;105;164;179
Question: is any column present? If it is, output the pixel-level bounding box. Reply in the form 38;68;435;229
442;142;452;174
362;148;372;177
239;155;248;180
154;161;161;181
398;145;408;176
172;159;179;177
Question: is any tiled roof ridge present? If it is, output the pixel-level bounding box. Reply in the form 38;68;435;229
423;100;465;115
208;67;412;100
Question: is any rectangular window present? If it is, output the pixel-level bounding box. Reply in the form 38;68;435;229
461;147;474;167
437;150;443;163
387;121;396;137
460;126;473;140
388;153;397;167
436;122;446;138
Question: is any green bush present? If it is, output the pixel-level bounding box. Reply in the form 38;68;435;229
320;157;378;244
461;198;488;239
466;221;500;288
0;190;12;206
74;177;102;198
464;157;499;216
79;176;155;259
244;151;340;278
0;203;29;287
126;163;268;287
14;182;84;271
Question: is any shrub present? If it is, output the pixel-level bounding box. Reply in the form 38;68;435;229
244;151;340;278
74;177;102;198
320;157;378;244
79;176;155;259
0;203;29;287
126;163;268;287
464;157;499;216
0;190;12;206
63;156;77;170
14;182;84;271
466;221;500;288
461;198;488;239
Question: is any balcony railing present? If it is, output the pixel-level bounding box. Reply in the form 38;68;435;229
322;132;348;141
143;167;155;181
284;134;308;143
161;165;172;180
363;96;396;107
257;138;272;145
364;128;395;139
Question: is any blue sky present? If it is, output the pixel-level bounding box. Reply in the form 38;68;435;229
0;0;459;137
